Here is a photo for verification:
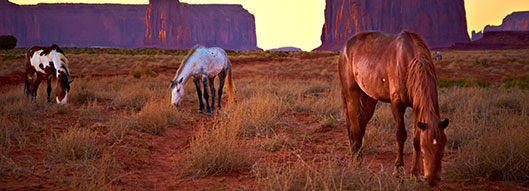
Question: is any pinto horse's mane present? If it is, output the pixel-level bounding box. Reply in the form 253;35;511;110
176;45;201;78
404;32;444;154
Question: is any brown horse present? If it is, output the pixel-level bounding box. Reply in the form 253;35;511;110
338;31;449;186
25;44;72;104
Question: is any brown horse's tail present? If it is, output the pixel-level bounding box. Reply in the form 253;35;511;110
226;59;235;104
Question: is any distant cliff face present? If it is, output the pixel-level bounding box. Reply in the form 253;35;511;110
0;0;147;48
485;11;529;32
0;0;259;50
144;0;260;50
450;31;529;50
316;0;470;50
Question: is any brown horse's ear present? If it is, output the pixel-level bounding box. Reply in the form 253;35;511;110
418;122;427;130
441;118;449;129
68;80;73;84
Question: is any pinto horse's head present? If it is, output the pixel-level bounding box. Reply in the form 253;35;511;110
170;77;184;107
55;70;72;104
418;118;449;187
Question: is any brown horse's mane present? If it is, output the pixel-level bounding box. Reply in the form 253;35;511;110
175;45;201;78
404;32;444;153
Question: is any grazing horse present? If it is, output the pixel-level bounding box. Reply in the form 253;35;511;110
338;31;449;187
170;45;234;116
433;51;442;61
25;44;72;104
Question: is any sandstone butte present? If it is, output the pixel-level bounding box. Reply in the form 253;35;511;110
315;0;470;51
472;11;529;41
0;0;260;50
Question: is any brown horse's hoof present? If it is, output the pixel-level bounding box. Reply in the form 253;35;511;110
409;173;421;182
392;166;404;177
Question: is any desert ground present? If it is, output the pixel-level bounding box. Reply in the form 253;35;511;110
1;48;529;190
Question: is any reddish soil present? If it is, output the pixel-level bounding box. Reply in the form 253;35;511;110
1;52;528;190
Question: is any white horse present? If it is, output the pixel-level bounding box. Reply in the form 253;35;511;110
433;51;442;61
170;45;234;116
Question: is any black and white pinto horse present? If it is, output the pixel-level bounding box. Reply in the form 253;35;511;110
170;45;234;116
25;44;72;104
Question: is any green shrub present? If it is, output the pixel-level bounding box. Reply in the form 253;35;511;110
129;67;157;79
501;73;529;89
0;35;17;50
437;78;490;88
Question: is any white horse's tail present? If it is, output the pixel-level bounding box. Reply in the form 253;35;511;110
227;59;234;104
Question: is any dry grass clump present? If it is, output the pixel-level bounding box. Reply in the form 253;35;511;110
187;122;253;176
68;79;102;104
446;115;529;183
69;153;117;191
0;152;17;175
258;134;295;152
290;82;341;118
255;157;420;191
227;91;286;137
439;87;529;149
50;127;100;161
0;116;20;148
110;82;153;110
132;98;181;135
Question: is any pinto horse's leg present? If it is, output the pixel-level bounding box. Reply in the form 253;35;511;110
391;102;407;176
46;76;52;102
202;76;212;116
193;79;204;113
33;74;43;99
209;77;216;114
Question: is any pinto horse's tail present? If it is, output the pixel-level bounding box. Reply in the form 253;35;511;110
24;51;31;97
226;59;235;104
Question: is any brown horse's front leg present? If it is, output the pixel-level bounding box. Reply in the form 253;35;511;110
411;124;422;180
391;102;407;176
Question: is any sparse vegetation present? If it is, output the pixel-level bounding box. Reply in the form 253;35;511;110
187;121;253;176
501;73;529;89
0;35;17;50
50;127;100;161
1;49;529;189
255;156;421;191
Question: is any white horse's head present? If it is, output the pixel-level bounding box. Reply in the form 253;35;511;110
170;77;184;107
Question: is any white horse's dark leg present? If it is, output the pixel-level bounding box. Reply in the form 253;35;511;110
209;77;216;113
202;76;212;116
217;75;225;109
193;79;204;113
46;76;52;102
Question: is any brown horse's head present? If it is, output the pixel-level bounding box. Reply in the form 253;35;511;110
418;118;449;186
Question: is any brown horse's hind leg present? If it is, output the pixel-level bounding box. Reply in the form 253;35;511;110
391;101;407;176
411;112;421;179
341;85;377;162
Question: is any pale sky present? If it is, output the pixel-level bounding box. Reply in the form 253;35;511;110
10;0;529;50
